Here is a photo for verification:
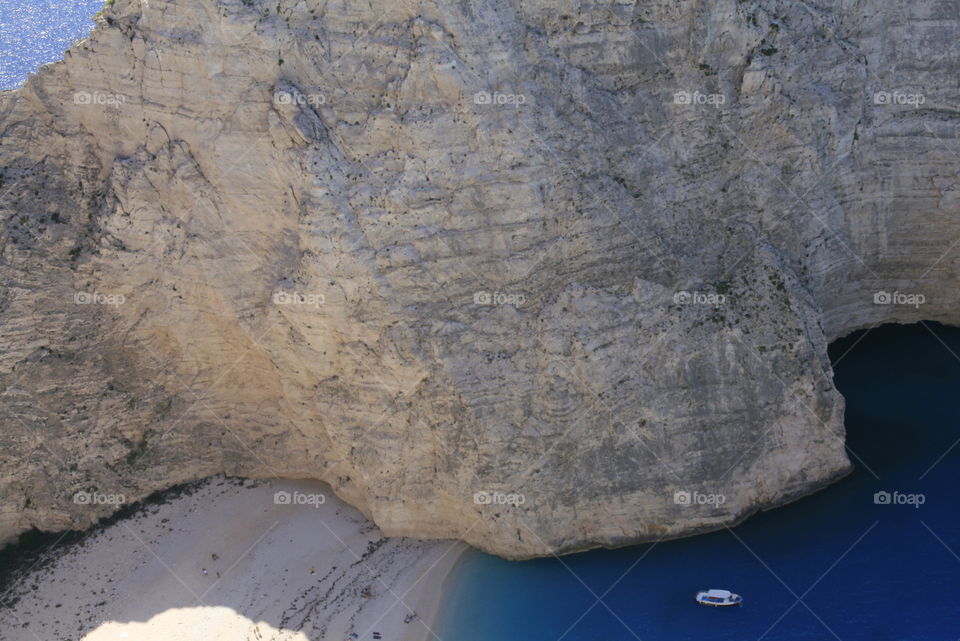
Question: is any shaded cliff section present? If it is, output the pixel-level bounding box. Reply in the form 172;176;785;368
0;0;957;558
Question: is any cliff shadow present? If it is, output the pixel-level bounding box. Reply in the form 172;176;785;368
0;476;459;641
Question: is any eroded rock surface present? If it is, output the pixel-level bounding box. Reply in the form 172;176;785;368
1;0;957;558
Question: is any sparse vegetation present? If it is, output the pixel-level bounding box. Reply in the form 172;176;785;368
95;0;115;19
125;438;148;466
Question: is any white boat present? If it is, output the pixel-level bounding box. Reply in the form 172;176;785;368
695;589;743;607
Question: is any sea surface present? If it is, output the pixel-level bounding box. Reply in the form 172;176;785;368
0;0;104;91
437;323;960;641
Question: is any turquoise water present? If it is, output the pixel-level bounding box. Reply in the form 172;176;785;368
0;0;104;90
437;323;960;641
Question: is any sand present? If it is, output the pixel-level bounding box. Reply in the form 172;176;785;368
0;477;467;641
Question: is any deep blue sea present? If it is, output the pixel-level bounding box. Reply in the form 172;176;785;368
437;323;960;641
0;0;103;90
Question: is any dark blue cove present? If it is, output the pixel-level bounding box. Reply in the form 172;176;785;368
437;322;960;641
0;0;105;91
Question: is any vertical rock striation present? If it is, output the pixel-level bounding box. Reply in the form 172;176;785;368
0;0;957;558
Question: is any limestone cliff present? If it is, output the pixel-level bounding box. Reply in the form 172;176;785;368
0;0;956;558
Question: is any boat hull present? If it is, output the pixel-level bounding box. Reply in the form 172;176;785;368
694;589;743;607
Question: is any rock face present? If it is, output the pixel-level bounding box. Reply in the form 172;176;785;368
0;0;957;558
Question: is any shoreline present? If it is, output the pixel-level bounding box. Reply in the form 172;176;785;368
0;476;468;641
421;541;472;641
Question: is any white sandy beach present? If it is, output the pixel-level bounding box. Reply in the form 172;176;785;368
0;478;467;641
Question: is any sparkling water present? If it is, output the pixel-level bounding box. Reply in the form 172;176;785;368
0;0;104;90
